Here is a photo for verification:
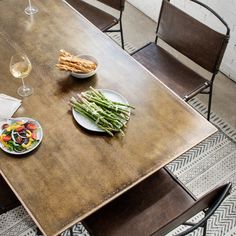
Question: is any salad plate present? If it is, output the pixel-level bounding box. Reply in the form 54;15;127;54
72;89;130;132
0;117;43;155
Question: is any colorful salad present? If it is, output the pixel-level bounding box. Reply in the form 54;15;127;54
0;121;39;153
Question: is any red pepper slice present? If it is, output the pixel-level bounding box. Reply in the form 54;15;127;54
16;126;25;132
2;136;11;142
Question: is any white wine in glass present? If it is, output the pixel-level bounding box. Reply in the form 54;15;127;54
10;54;34;97
25;0;38;15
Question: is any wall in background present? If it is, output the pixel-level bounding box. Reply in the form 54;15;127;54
128;0;236;82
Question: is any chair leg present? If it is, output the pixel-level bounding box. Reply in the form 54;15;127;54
202;221;207;236
70;226;74;235
119;19;124;50
207;85;213;121
155;35;158;44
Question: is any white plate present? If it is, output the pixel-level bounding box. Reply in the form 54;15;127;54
71;55;98;79
72;89;129;132
0;117;43;155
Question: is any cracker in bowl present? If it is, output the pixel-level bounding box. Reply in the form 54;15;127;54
56;49;97;75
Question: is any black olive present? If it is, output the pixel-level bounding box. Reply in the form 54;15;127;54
23;138;29;144
19;131;27;138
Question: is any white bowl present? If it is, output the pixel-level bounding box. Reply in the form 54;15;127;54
71;55;98;79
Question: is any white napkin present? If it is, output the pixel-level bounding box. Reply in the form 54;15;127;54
0;94;22;119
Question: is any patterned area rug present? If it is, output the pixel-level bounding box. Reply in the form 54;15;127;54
166;98;236;236
0;37;236;236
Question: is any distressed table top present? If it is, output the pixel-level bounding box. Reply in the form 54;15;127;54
0;0;217;235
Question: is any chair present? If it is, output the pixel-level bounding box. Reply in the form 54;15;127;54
0;175;20;215
80;167;231;236
65;0;125;49
132;0;230;120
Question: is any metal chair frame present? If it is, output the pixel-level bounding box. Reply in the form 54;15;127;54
157;168;232;236
104;8;124;49
170;182;232;236
69;0;125;49
132;0;230;120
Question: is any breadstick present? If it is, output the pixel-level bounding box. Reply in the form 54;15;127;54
56;64;84;73
59;56;96;70
57;61;93;73
56;49;97;73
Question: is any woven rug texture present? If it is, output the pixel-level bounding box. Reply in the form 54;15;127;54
0;35;235;236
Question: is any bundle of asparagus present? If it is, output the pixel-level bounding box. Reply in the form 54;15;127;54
56;49;97;73
70;87;135;136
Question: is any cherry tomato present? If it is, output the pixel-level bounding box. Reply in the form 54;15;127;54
2;124;9;129
2;136;11;142
26;123;37;130
31;132;37;140
16;126;25;132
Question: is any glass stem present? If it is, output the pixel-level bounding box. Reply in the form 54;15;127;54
28;0;32;9
21;78;26;91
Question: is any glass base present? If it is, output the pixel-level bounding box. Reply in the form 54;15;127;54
17;85;34;97
24;6;38;15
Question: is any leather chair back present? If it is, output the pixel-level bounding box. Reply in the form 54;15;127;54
155;183;232;235
157;0;229;73
98;0;125;11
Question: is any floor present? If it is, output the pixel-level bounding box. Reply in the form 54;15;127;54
87;0;236;129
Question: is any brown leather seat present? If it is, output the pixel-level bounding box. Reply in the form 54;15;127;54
82;168;231;236
133;42;209;99
132;0;230;120
65;0;125;48
0;175;20;214
83;168;195;236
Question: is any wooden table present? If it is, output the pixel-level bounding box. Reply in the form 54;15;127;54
0;0;217;235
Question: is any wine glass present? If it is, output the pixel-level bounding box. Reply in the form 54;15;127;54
25;0;38;15
10;53;34;97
